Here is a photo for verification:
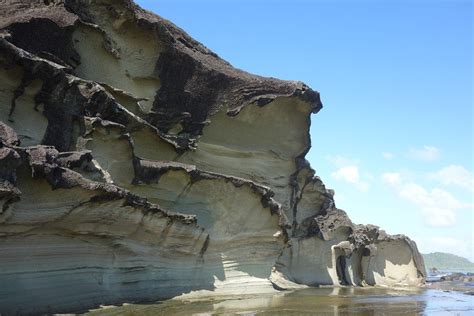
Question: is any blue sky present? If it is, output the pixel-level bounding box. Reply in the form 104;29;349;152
136;0;473;260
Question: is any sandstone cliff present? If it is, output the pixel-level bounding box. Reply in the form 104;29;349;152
0;0;425;314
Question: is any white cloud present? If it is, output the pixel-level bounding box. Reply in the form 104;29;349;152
332;165;369;191
398;184;463;226
421;207;456;227
332;166;359;183
326;155;359;167
382;152;394;160
428;165;474;192
407;146;440;162
382;173;469;227
381;172;402;186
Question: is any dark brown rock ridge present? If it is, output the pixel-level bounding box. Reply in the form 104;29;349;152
0;0;425;314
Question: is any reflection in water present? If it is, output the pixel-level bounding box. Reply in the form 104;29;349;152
86;287;473;315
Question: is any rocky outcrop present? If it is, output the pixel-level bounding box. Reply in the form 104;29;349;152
0;0;425;314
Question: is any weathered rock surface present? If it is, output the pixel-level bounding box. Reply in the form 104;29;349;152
0;0;425;314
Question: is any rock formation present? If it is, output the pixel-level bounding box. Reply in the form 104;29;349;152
0;0;426;314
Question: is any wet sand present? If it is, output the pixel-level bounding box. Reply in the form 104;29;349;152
85;286;473;315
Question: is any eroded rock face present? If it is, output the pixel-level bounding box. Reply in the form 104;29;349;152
0;0;425;314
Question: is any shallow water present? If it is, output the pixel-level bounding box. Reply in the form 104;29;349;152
86;287;473;315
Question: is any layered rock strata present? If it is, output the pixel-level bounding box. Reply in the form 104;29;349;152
0;0;425;314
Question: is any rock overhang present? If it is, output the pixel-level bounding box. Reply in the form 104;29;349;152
0;0;425;314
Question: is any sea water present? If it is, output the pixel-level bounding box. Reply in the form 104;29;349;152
86;286;473;315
